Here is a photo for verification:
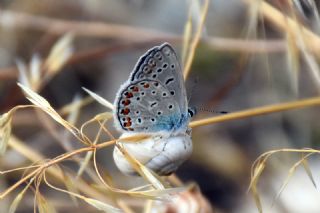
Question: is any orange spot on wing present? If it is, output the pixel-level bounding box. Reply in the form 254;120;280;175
124;121;132;127
124;92;133;98
121;108;130;115
132;86;139;92
122;99;131;106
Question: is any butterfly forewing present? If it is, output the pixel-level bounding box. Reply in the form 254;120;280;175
129;43;188;114
115;79;181;132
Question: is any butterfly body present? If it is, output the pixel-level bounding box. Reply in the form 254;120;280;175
113;43;194;176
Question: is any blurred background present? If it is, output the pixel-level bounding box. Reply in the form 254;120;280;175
1;0;320;212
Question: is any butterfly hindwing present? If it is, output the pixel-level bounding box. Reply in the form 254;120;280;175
115;79;182;132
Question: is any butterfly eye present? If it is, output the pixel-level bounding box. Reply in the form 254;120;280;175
162;92;167;97
170;91;175;96
188;108;196;117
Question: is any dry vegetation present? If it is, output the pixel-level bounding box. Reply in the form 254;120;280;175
1;0;320;212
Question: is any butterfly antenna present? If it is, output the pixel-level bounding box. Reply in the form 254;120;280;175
197;107;228;114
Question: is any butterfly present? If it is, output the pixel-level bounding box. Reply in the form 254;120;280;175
113;43;195;176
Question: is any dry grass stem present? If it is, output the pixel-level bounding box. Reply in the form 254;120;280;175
183;0;209;79
242;0;320;54
190;96;320;128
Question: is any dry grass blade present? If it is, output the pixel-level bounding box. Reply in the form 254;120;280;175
77;117;109;178
84;198;122;213
16;59;30;88
248;151;278;213
79;112;113;146
272;153;314;205
251;184;263;213
0;165;41;175
0;105;32;155
43;172;121;212
59;96;93;116
298;38;320;91
286;30;300;94
17;83;85;143
82;87;114;111
248;159;266;213
8;178;34;213
63;172;80;206
301;153;317;188
248;158;266;192
242;0;320;54
44;33;74;75
16;54;42;91
245;0;260;37
181;1;193;66
183;0;209;79
249;149;320;212
129;186;189;198
30;54;41;88
36;193;57;213
0;113;12;155
76;149;94;178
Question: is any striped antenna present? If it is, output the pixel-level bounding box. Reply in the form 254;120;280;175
197;107;228;114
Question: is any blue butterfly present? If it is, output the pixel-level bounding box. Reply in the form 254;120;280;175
113;43;195;176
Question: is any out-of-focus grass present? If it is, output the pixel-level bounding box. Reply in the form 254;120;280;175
1;0;320;212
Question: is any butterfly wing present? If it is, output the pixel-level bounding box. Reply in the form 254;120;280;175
129;43;188;114
115;79;188;132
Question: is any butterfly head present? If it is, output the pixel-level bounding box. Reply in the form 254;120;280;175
187;107;197;118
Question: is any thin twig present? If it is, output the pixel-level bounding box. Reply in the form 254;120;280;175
190;96;320;128
183;0;210;79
